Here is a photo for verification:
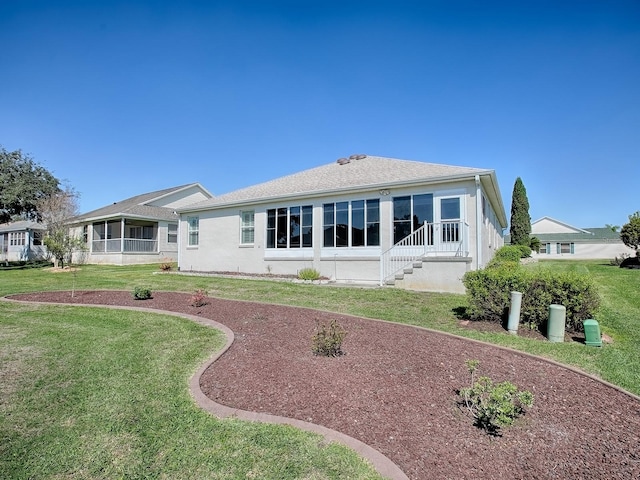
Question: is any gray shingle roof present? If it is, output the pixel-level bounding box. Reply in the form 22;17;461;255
506;228;622;244
182;155;491;211
70;184;199;223
0;220;45;233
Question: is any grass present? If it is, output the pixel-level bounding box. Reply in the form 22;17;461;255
0;301;384;479
1;260;639;478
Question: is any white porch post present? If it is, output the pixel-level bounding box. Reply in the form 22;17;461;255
121;218;125;253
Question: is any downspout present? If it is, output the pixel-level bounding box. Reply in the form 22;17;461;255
177;214;182;271
475;175;482;270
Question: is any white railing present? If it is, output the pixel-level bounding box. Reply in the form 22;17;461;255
91;238;158;254
380;221;469;285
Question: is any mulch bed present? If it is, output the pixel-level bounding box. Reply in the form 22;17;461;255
8;290;640;480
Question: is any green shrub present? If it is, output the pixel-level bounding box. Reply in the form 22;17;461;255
516;244;532;258
462;267;600;332
298;267;321;281
490;245;524;266
312;319;346;357
132;286;152;300
459;360;534;435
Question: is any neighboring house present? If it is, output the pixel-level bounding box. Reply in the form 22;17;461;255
69;183;213;265
527;216;632;259
0;220;47;262
177;155;507;293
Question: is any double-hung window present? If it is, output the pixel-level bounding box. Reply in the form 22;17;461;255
323;199;380;247
240;211;255;245
266;206;312;248
9;232;25;246
187;216;199;246
557;242;574;254
167;223;178;243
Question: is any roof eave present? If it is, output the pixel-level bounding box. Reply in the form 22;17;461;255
177;171;491;213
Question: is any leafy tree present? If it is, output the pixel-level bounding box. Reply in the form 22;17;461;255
37;187;85;267
0;146;60;223
509;177;531;246
605;224;620;233
620;211;640;257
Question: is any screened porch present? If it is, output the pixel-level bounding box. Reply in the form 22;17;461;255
90;219;158;253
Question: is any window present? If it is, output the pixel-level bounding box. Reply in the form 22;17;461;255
266;206;312;248
240;211;255;244
441;197;461;243
558;242;574;254
9;232;25;246
82;225;88;243
539;243;548;254
393;194;433;244
323;199;380;247
187;216;199;246
32;231;43;246
167;223;178;244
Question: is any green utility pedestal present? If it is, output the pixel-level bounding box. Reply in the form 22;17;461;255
583;319;602;347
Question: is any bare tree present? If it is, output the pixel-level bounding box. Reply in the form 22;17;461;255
36;187;85;267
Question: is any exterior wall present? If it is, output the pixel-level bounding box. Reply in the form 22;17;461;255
479;191;505;269
0;229;47;262
393;257;473;294
179;179;486;292
534;242;633;260
147;187;210;209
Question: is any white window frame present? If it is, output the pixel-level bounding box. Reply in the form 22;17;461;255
240;210;255;245
187;216;199;247
167;223;178;244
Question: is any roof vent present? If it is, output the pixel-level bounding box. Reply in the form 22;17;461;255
336;157;350;165
349;154;367;160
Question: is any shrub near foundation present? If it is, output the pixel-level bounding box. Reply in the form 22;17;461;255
463;265;600;332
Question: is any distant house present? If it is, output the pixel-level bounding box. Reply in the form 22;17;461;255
0;220;47;262
177;155;507;293
68;183;213;265
528;217;632;259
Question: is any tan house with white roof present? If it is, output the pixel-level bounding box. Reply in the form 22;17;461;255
177;155;507;293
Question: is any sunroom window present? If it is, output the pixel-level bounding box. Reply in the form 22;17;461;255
266;206;312;248
323;199;379;247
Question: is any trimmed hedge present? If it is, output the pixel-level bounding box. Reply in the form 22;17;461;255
462;264;600;332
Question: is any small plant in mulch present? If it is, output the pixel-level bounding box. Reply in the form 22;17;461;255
190;289;208;307
458;359;534;436
132;286;152;300
312;319;346;357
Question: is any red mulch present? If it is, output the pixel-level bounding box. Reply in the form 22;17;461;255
8;290;640;480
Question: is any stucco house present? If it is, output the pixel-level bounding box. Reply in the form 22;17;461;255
69;183;212;265
177;155;507;293
0;220;48;262
529;216;632;259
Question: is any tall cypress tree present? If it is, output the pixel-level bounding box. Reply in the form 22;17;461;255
509;177;531;246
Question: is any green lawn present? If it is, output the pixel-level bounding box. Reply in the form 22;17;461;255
1;260;638;478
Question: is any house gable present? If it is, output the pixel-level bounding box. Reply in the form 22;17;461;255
531;217;591;235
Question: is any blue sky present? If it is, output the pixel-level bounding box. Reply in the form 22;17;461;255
1;0;638;229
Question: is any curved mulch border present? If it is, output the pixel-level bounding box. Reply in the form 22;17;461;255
4;291;640;480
